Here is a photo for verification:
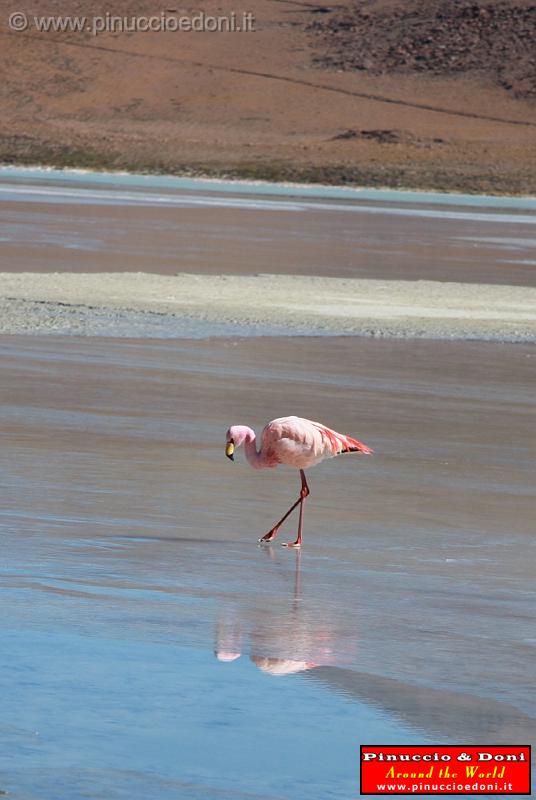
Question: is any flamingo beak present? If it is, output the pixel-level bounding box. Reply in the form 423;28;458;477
225;441;235;461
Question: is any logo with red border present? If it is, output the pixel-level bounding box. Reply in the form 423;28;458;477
360;745;531;795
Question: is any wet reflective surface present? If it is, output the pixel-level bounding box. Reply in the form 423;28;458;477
1;169;536;286
0;335;534;798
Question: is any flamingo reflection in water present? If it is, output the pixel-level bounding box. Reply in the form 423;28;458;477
214;550;357;677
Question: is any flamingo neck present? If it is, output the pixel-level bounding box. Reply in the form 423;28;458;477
243;429;262;468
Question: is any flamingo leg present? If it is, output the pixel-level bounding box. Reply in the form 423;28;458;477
258;496;301;543
259;470;310;546
282;471;309;548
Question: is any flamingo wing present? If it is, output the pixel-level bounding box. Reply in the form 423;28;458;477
262;416;372;469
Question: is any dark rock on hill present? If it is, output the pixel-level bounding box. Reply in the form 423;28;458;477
309;1;536;99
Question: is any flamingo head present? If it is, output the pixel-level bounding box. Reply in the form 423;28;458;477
215;650;241;662
225;425;253;461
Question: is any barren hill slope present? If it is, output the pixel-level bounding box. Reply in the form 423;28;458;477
1;0;535;192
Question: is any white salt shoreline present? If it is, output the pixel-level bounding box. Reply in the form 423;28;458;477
1;272;535;341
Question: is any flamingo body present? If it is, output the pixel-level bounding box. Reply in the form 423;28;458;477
225;416;372;547
261;416;372;469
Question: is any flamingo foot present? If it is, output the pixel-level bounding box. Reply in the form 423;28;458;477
258;530;278;544
282;540;301;549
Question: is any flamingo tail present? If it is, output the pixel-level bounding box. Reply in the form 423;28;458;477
314;422;373;456
339;435;373;455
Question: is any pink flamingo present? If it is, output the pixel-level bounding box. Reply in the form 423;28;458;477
225;416;373;548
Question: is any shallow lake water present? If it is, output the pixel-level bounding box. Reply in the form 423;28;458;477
1;167;536;286
0;334;534;799
0;170;534;798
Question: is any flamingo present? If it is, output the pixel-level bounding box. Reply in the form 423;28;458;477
225;416;373;548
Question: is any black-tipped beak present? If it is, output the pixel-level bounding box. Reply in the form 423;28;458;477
225;442;235;461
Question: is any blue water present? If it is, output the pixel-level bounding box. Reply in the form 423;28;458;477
0;626;412;800
0;527;436;800
0;175;534;799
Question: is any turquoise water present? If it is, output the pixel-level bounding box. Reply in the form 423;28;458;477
1;165;536;210
1;168;536;226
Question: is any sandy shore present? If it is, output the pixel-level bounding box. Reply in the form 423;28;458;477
1;271;536;341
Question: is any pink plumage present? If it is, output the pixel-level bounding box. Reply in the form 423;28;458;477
225;416;373;548
261;416;372;469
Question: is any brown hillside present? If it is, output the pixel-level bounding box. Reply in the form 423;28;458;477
0;0;535;192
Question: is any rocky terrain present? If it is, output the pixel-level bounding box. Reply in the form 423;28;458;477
309;1;536;99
